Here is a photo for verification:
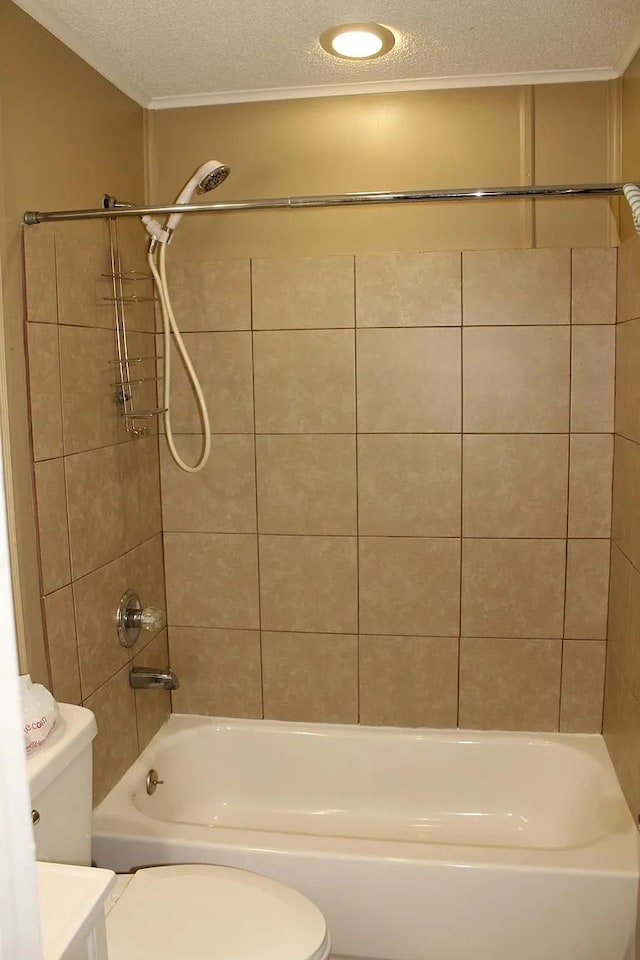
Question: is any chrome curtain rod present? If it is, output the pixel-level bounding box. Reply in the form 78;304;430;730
23;181;626;225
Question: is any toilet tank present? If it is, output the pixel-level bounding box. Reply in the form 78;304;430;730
27;703;97;867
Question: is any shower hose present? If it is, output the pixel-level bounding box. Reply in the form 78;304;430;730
147;243;211;474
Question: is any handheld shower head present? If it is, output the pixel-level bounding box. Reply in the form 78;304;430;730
166;159;230;232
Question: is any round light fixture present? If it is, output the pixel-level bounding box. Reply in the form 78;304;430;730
320;22;396;61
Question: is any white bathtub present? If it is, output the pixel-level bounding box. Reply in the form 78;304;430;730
92;715;639;960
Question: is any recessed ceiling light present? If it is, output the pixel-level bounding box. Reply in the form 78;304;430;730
320;23;396;61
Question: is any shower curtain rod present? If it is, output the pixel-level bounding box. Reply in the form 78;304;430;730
22;181;626;225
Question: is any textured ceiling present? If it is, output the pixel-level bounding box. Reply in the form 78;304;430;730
12;0;640;108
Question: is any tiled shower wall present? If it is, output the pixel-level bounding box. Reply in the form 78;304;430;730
162;246;616;731
23;221;169;803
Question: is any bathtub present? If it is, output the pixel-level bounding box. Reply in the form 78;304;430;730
92;715;639;960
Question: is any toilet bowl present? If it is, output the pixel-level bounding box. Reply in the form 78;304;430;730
29;703;330;960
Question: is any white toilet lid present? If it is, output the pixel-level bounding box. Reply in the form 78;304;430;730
106;864;330;960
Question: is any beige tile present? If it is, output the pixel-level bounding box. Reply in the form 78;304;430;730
262;631;357;723
571;326;615;432
459;637;561;731
170;627;262;718
65;446;125;579
73;556;130;699
34;458;71;593
357;328;461;432
43;586;81;704
611;436;640;568
624;563;640;702
115;219;157;335
23;225;57;324
560;640;605;733
603;655;640;822
167;259;251;331
356;252;461;327
26;323;63;460
572;249;617;324
59;325;119;454
359;537;460;637
161;435;256;533
564;539;610;640
134;629;171;749
119;437;162;550
462;539;566;638
164;532;259;629
166;332;254;433
607;544;632;671
568;434;613;537
358;435;461;536
617;234;640;324
463;249;570;325
259;535;357;633
125;534;166;635
616;318;640;444
256;435;356;535
463;435;568;537
254;330;355;433
463;327;570;432
85;664;138;805
55;221;111;328
252;256;354;329
359;635;458;727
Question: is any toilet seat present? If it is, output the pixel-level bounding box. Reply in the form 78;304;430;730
105;863;330;960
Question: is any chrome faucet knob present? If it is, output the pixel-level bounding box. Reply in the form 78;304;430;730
117;590;166;648
138;606;166;632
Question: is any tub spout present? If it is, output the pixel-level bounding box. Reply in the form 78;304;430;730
130;668;179;691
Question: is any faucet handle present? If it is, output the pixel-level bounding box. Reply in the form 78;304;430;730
139;606;166;632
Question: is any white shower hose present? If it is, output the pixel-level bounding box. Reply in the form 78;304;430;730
148;244;211;473
623;183;640;236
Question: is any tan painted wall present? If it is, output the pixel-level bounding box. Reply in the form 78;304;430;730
0;0;145;681
151;81;618;260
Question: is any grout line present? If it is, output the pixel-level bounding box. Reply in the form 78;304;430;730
249;258;265;719
353;256;360;724
458;252;464;727
166;622;569;641
559;259;575;731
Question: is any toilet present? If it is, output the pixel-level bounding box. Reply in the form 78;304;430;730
28;702;331;960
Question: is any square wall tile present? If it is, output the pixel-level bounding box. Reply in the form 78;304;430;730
43;586;80;705
615;318;640;444
170;627;262;718
611;436;640;569
166;259;251;331
463;327;570;432
59;325;119;455
359;635;458;727
259;536;357;633
462;539;566;638
134;630;171;749
26;323;63;461
84;664;138;805
459;637;561;731
355;252;461;327
254;330;355;433
560;640;605;733
124;534;166;632
607;544;631;670
120;437;162;551
262;632;357;723
161;435;256;533
359;537;460;637
463;435;568;537
164;532;259;629
463;249;570;325
252;256;354;329
34;458;71;593
55;221;111;328
568;434;613;538
65;445;125;579
358;434;460;537
570;326;615;432
256;435;356;535
564;539;609;640
617;234;640;324
603;657;640;820
166;332;254;433
624;563;640;701
23;225;57;324
357;328;461;432
571;249;617;324
73;556;130;699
